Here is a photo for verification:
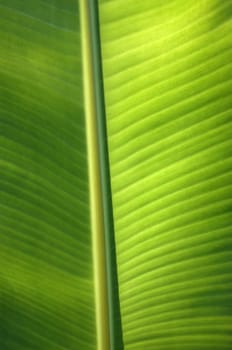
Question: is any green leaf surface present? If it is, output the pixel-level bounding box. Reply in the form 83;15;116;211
0;1;95;349
1;1;232;349
99;0;232;349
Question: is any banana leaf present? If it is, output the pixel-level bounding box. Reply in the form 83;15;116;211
1;0;232;350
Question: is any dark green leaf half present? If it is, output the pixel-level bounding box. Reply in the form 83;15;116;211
0;1;96;349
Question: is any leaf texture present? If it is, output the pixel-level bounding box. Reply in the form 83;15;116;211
99;0;232;349
0;1;95;349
